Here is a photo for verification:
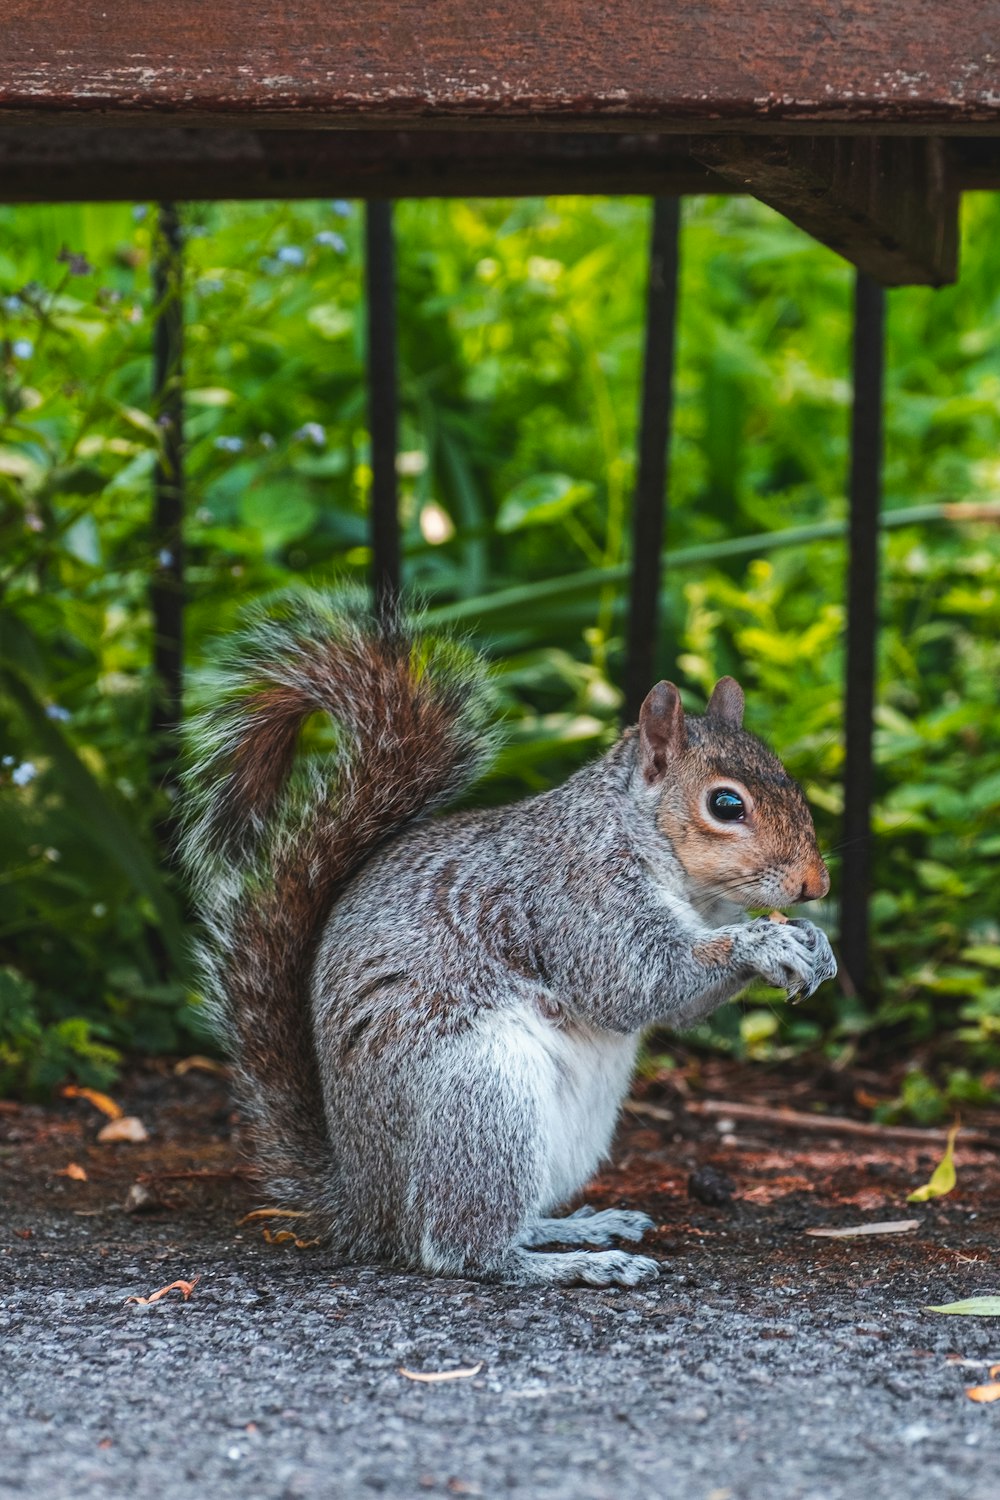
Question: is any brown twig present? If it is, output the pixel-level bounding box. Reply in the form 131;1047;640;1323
683;1099;999;1148
625;1099;675;1123
942;501;1000;523
136;1167;252;1184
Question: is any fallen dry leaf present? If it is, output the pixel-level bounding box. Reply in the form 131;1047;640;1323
925;1297;1000;1317
805;1219;920;1239
965;1383;1000;1404
173;1055;228;1078
62;1085;123;1120
261;1228;320;1249
908;1121;959;1203
399;1363;484;1384
97;1116;148;1144
126;1276;200;1306
237;1208;309;1224
56;1162;88;1181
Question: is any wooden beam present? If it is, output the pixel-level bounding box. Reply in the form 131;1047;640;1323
954;138;1000;190
2;1;1000;132
691;136;959;286
0;128;718;203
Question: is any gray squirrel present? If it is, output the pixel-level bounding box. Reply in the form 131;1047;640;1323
181;592;836;1287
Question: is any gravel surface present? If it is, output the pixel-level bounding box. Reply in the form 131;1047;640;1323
3;1068;999;1500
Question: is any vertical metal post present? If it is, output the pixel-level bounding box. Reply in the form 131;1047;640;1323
624;197;681;723
150;202;184;798
840;271;885;995
365;199;401;614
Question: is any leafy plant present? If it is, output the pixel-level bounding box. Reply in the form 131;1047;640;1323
1;192;999;1104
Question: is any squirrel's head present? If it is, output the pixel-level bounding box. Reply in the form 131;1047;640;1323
636;677;829;912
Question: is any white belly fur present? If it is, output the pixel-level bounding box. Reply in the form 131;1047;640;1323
485;1008;640;1214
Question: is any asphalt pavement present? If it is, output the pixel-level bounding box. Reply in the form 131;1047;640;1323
3;1071;999;1500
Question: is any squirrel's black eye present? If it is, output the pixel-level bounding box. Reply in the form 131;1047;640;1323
708;788;746;822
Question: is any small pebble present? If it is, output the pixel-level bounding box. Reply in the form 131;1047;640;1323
687;1166;737;1207
123;1181;164;1215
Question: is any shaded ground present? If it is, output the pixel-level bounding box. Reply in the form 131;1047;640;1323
2;1058;999;1500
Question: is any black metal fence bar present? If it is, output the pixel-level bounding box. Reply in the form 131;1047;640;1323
623;197;681;721
149;201;185;797
840;271;886;994
365;199;401;613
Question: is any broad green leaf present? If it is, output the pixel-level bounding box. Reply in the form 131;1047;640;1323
915;860;968;897
116;404;162;442
186;387;236;406
962;946;1000;971
495;473;594;534
240;486;318;548
0;449;43;484
0;664;187;973
62;514;102;566
924;1297;1000;1317
0;608;48;682
307;303;353;340
907;1121;959;1202
43;461;107;497
741;1010;781;1048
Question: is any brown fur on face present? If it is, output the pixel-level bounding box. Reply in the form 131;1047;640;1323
643;686;829;911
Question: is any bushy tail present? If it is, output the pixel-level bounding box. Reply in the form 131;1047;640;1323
179;591;497;1211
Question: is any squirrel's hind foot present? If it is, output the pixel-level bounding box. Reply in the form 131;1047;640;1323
519;1207;656;1249
505;1246;661;1287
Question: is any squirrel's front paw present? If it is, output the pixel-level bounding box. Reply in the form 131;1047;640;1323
746;918;837;1001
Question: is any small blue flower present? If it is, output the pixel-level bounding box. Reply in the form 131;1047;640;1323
197;277;224;296
277;245;306;266
315;231;347;253
132;205;149;221
158;548;175;568
12;762;37;786
2;295;23;314
214;436;244;453
331;200;353;218
45;704;71;722
294;422;326;447
12;339;33;359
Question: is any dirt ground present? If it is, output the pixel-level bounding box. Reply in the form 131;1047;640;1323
2;1056;999;1500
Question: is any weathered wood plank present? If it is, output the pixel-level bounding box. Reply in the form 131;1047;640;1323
3;1;1000;132
954;138;1000;189
691;136;959;285
0;125;992;209
0;128;718;202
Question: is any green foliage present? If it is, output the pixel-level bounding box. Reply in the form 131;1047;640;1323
1;193;999;1106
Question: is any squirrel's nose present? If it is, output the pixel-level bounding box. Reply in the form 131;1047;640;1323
797;860;830;903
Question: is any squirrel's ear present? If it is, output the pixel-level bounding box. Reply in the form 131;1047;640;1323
706;676;745;729
638;681;686;783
